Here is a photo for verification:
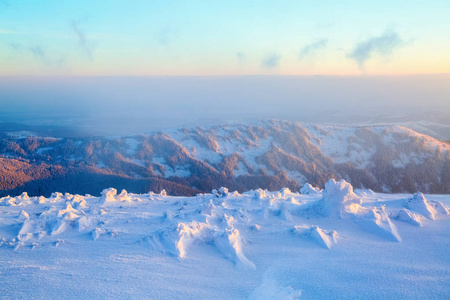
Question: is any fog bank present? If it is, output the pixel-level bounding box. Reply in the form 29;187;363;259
1;75;449;137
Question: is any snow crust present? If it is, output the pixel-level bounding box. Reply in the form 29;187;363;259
0;180;449;298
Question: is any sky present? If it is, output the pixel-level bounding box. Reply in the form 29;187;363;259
1;1;449;137
1;0;450;76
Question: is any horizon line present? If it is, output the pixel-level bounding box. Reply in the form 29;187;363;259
0;73;449;79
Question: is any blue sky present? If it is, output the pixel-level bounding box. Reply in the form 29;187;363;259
1;0;449;75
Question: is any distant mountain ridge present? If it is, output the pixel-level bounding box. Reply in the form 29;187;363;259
0;120;449;197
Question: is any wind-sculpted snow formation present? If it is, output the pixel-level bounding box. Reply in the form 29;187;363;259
1;179;449;298
0;179;447;255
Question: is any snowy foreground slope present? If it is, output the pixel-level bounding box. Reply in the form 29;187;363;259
1;180;449;299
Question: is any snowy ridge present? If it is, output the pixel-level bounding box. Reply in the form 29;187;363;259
164;121;449;172
1;120;449;196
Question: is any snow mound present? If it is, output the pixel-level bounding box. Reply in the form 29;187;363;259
354;189;376;198
315;179;363;218
101;188;118;203
145;201;255;269
308;179;401;241
176;216;255;269
293;225;338;249
214;227;255;269
212;187;229;197
92;228;119;241
253;189;268;199
433;201;449;215
405;193;438;220
1;192;31;206
176;221;212;258
359;207;401;242
300;183;321;195
393;209;423;227
18;210;30;222
264;200;293;222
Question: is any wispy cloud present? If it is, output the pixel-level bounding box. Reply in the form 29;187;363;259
10;43;21;51
261;54;281;70
236;52;246;65
28;46;46;62
299;39;328;59
159;28;176;46
9;43;65;67
71;20;93;58
347;29;406;71
10;43;48;64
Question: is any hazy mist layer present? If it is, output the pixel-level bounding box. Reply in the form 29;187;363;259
1;75;449;137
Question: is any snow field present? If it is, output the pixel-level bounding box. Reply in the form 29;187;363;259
0;179;449;299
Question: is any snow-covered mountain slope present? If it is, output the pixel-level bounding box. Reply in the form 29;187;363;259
1;120;449;196
0;179;449;299
397;120;450;140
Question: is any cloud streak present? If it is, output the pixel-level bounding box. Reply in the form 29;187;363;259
9;43;65;67
10;43;47;64
28;46;46;62
71;20;93;58
236;52;246;65
347;30;405;70
299;39;328;59
261;54;281;70
159;28;175;46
